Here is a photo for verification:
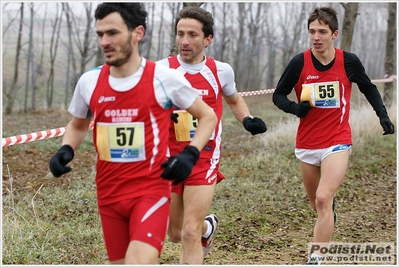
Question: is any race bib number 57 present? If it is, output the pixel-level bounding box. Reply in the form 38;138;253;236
300;81;340;108
96;122;146;162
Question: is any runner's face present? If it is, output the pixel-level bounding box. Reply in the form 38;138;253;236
308;20;337;53
176;18;212;64
96;12;133;67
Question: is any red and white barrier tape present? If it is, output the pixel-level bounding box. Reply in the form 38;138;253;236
2;76;396;147
2;121;95;147
238;88;276;96
2;128;66;147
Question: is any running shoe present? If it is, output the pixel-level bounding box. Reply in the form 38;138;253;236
202;214;218;255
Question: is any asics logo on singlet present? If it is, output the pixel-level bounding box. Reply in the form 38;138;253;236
306;75;319;80
98;96;116;103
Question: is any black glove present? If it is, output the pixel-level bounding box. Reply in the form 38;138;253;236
49;145;74;177
161;145;199;185
291;101;312;118
379;117;395;135
171;113;179;123
242;116;267;135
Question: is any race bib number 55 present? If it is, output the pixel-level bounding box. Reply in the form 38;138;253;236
300;81;340;108
96;122;146;162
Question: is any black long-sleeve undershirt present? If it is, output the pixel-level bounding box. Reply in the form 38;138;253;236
272;50;389;118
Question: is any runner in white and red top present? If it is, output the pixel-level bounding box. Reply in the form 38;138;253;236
70;59;200;206
157;6;267;265
49;3;216;265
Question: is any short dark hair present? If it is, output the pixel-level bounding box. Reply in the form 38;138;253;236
174;6;214;37
94;2;147;31
307;6;338;33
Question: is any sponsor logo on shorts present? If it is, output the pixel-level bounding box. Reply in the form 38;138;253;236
332;144;351;152
207;173;217;183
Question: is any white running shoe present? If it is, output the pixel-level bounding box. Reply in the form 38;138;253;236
201;214;218;256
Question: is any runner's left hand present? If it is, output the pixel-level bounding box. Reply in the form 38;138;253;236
243;116;267;135
161;145;200;185
379;117;395;135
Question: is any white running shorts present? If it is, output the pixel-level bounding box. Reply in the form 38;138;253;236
295;144;352;166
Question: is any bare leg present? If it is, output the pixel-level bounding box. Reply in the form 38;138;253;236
110;240;159;264
168;192;184;243
125;240;159;264
301;150;349;258
180;183;216;264
313;151;349;243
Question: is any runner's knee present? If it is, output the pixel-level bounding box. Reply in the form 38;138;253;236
315;192;333;212
168;226;182;243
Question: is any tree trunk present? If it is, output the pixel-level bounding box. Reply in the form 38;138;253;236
146;3;155;59
94;46;103;67
157;3;165;59
221;3;231;62
80;3;94;75
383;2;396;107
167;2;182;56
24;3;34;113
63;3;73;108
5;3;24;115
340;3;359;52
233;3;247;90
32;3;48;111
46;3;62;109
246;2;263;90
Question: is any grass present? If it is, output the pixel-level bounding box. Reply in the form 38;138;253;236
3;163;106;264
2;93;397;265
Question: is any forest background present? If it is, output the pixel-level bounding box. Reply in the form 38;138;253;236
1;2;397;113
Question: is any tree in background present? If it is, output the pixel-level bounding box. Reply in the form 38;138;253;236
24;3;33;112
4;3;23;114
45;3;62;109
340;3;359;52
32;3;48;111
383;2;396;107
1;2;394;114
62;3;75;109
156;3;166;60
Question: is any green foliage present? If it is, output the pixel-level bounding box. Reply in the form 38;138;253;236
3;182;107;264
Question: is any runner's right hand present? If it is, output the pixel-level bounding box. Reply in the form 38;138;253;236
292;101;312;118
49;145;74;177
